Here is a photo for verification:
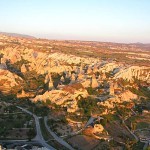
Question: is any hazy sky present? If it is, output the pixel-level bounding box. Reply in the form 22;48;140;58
0;0;150;43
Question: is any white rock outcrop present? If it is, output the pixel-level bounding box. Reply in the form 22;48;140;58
114;66;150;83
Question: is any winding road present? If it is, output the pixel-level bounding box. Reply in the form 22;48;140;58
16;106;105;150
17;106;55;150
44;116;74;150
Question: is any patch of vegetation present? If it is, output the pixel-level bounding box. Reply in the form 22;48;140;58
51;73;61;88
30;101;50;116
129;86;150;98
23;71;45;91
39;118;50;141
12;58;30;70
87;87;99;95
136;122;149;129
40;118;66;149
0;112;34;140
102;114;120;123
78;97;105;116
0;94;16;102
26;128;36;141
132;141;145;150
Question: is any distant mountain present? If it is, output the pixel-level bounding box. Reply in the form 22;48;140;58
0;32;36;39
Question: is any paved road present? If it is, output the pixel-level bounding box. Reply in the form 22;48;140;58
17;106;55;150
123;113;150;149
118;113;139;142
123;120;139;141
0;140;28;142
0;140;42;145
85;117;95;128
44;117;74;150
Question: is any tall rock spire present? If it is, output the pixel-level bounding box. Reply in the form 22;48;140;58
48;73;53;90
109;82;114;95
70;73;76;84
91;74;99;88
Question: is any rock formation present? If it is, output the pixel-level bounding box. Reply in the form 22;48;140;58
81;78;91;88
60;76;65;83
87;67;92;74
48;73;54;90
109;82;114;95
91;74;99;88
32;83;88;113
77;73;85;81
44;73;54;89
114;66;150;83
0;69;23;94
21;64;27;73
70;73;76;84
0;63;7;69
93;65;98;73
101;73;106;80
99;62;120;73
101;90;138;108
93;124;104;133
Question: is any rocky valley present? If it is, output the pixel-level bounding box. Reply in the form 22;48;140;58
0;33;150;150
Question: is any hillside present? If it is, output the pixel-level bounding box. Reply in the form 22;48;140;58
0;34;150;150
0;32;36;39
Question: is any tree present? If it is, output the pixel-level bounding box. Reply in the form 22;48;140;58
45;99;51;105
78;97;106;116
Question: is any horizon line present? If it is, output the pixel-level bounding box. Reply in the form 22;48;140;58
0;31;150;45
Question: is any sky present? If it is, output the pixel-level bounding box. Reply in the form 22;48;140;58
0;0;150;43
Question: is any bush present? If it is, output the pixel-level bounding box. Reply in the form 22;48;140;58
87;87;98;95
78;97;103;116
